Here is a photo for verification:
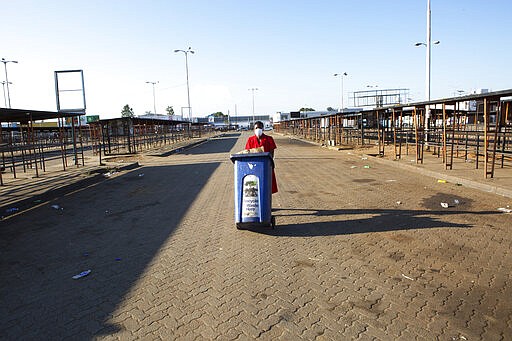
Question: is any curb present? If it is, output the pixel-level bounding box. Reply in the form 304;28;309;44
149;139;209;157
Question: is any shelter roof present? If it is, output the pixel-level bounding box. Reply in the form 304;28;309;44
392;88;512;108
0;108;83;123
97;117;187;125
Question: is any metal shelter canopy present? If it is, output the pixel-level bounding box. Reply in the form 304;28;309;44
97;117;188;125
389;89;512;108
0;108;83;123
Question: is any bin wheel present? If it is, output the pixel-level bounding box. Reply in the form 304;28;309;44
271;216;276;229
236;223;243;230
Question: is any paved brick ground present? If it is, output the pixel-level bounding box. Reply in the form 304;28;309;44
1;132;511;340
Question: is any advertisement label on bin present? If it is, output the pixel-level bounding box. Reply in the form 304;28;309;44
242;175;260;218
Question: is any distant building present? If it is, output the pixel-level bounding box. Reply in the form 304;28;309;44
137;113;184;121
229;115;271;129
272;112;290;123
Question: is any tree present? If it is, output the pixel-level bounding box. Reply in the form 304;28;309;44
212;112;225;117
327;107;336;112
299;107;315;112
121;104;135;118
166;106;175;116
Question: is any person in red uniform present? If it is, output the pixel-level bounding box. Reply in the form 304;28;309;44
245;121;278;194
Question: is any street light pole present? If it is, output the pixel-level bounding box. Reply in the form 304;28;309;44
174;47;195;121
1;81;12;108
249;88;258;126
426;0;432;102
333;72;348;112
1;58;18;108
415;0;439;101
415;0;439;149
146;81;158;115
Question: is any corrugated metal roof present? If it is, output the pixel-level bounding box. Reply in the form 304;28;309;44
0;108;82;123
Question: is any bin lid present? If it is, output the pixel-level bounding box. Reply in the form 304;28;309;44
229;152;273;163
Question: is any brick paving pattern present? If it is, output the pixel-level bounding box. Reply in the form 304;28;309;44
1;132;511;340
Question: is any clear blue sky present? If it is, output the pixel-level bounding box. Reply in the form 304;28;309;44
2;0;511;119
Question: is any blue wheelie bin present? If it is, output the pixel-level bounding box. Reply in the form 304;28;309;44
230;152;275;229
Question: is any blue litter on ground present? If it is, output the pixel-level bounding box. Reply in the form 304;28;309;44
72;270;91;280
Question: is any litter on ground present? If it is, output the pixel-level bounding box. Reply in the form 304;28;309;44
104;171;116;177
401;274;414;281
72;270;91;280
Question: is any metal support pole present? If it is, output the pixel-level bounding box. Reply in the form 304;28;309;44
249;88;258;125
392;109;398;159
484;98;489;178
29;115;39;177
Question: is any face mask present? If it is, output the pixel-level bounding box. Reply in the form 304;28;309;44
254;128;263;137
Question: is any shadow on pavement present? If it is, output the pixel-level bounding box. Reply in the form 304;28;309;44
0;161;220;339
255;207;499;237
0;167;134;217
183;133;240;155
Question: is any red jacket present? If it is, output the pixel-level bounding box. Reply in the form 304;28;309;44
245;134;277;153
245;134;278;193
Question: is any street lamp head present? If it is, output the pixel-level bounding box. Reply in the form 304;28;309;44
175;48;194;54
414;41;439;46
343;72;348;76
1;58;18;63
